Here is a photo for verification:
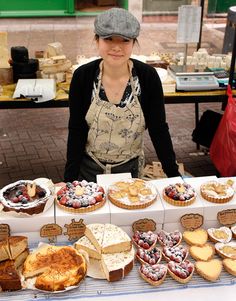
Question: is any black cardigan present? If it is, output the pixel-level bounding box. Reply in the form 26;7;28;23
64;58;179;181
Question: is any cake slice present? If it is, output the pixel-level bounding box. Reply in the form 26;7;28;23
7;236;28;260
0;260;22;291
0;240;9;262
75;236;101;260
102;224;131;254
85;224;105;253
101;246;134;282
14;249;29;269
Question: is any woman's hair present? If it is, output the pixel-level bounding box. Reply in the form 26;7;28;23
94;34;139;46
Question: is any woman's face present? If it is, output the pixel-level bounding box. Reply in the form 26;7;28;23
97;36;134;67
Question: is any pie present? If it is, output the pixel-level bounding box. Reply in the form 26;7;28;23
157;230;182;247
207;227;232;243
167;260;194;283
108;178;157;209
23;244;87;291
136;246;162;265
215;242;236;259
139;263;167;286
223;258;236;276
132;230;158;251
0;180;51;215
56;180;105;213
195;259;222;281
183;228;208;246
200;180;234;203
162;245;188;263
189;244;215;261
163;183;196;206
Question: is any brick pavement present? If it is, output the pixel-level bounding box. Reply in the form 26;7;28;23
0;16;225;188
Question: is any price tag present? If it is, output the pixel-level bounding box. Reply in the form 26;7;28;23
180;213;203;230
0;224;10;240
64;219;86;241
217;209;236;226
40;223;62;243
132;218;156;233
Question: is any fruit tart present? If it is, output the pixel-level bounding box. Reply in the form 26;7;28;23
139;263;167;286
56;180;105;213
136;246;162;265
215;242;236;259
157;230;182;247
207;226;232;243
162;245;188;263
163;183;196;207
167;260;194;284
200;180;234;203
132;231;158;251
108;178;157;210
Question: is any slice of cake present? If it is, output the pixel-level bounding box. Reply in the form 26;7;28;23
75;236;101;260
85;224;105;253
0;240;9;262
7;236;28;260
0;260;22;291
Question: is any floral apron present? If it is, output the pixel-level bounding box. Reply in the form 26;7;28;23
85;60;145;177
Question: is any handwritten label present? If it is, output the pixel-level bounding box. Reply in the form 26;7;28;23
180;213;203;230
64;219;86;241
40;223;62;243
0;224;10;240
217;209;236;226
132;218;156;233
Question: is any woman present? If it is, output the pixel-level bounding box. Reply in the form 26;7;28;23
64;8;180;183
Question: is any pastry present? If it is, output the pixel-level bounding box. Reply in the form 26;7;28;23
0;180;50;215
189;244;215;261
223;258;236;276
132;230;158;251
23;244;87;291
207;227;232;243
162;245;188;263
167;260;194;284
200;180;234;203
157;230;182;247
0;260;22;291
183;228;208;246
136;246;162;265
108;178;157;209
163;182;196;206
215;242;236;259
56;180;105;213
139;263;167;286
231;225;236;238
195;259;222;281
75;235;101;260
0;236;28;262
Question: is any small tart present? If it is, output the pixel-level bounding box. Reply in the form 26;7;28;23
108;178;157;210
167;260;194;284
195;259;222;282
207;227;232;243
163;183;196;207
189;244;215;261
56;180;105;213
200;180;234;203
157;230;182;247
215;242;236;259
231;225;236;239
183;228;208;246
162;245;188;263
223;258;236;276
139;263;167;286
132;231;157;251
136;246;162;265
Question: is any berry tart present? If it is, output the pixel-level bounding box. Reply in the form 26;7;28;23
162;245;188;263
108;178;157;210
136;246;162;265
157;230;182;247
163;183;196;206
167;260;194;284
132;231;158;251
139;263;167;286
207;227;232;243
56;180;105;213
200;180;234;203
0;180;51;216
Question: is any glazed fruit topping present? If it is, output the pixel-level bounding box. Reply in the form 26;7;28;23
140;264;167;281
168;260;194;279
162;245;188;263
157;230;182;247
132;231;158;250
56;180;105;209
136;246;162;265
164;183;195;201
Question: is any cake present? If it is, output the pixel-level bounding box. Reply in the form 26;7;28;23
0;240;9;262
75;235;101;260
200;180;234;203
163;182;196;206
223;258;236;276
56;180;105;213
189;244;215;261
0;180;50;215
167;260;194;284
157;230;182;247
23;244;87;291
108;178;157;209
215;242;236;259
207;227;232;243
183;228;208;246
195;259;222;281
136;246;162;265
0;236;28;263
0;260;22;291
162;245;188;263
139;263;167;286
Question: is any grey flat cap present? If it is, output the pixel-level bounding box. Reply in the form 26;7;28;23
94;8;140;39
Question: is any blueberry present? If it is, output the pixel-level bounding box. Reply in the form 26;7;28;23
16;190;23;197
38;190;46;198
21;197;28;204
